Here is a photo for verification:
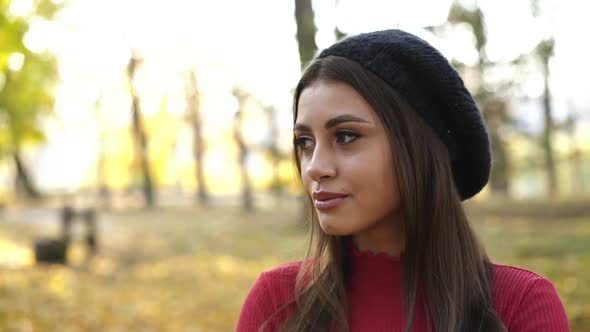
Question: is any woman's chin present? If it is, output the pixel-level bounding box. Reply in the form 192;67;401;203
319;220;354;236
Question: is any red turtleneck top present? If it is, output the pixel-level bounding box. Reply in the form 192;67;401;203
236;247;569;331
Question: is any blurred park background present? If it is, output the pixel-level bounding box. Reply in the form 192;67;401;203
0;0;589;331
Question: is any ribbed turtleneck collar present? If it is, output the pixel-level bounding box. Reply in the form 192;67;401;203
352;245;404;262
349;245;404;287
345;245;420;331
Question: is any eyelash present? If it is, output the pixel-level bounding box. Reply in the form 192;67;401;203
294;131;361;150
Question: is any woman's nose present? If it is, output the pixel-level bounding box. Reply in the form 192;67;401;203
305;146;336;182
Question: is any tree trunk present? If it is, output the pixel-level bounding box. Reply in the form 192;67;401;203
483;99;510;196
542;59;557;197
94;95;111;209
127;56;155;208
185;71;209;205
232;87;254;211
294;0;318;70
536;39;557;198
13;149;41;199
234;110;253;211
487;123;510;194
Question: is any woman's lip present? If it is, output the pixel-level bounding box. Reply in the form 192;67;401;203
314;196;348;210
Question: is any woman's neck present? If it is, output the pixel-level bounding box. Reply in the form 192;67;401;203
353;217;405;257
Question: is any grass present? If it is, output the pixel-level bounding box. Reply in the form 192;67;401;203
0;204;588;331
475;216;590;330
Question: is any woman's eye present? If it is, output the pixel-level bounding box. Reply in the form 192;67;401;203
294;136;314;150
336;131;360;144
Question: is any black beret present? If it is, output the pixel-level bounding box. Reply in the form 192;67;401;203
317;29;491;200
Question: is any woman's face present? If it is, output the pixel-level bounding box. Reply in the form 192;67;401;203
295;80;401;236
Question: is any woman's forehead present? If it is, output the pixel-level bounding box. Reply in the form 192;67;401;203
295;81;378;126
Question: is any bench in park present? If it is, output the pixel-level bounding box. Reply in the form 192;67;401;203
34;206;98;264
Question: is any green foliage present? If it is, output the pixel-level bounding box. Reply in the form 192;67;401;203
535;38;555;62
447;2;487;55
0;0;60;156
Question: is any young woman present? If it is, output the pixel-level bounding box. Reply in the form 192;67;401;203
237;29;569;332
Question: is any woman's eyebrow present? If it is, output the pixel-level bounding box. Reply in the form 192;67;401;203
294;114;371;132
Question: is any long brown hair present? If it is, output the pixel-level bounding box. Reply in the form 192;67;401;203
264;56;506;332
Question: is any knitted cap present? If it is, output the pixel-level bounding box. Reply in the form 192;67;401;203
317;29;491;200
